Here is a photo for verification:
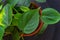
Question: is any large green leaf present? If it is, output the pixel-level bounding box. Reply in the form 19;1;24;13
41;8;60;24
0;4;12;29
36;0;46;3
0;27;4;40
7;0;19;7
17;0;30;7
18;9;40;34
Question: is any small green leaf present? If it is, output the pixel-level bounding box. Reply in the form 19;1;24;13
18;9;40;34
39;23;48;34
41;8;60;24
36;0;46;3
0;27;4;40
20;6;30;12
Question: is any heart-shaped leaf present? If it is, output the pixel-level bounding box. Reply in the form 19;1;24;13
36;0;46;3
18;9;40;34
0;4;12;29
41;8;60;24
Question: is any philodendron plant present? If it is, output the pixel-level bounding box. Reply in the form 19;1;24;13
0;0;60;40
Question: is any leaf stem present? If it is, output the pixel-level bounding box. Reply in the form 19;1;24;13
13;8;19;13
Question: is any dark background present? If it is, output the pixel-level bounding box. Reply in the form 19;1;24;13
24;0;60;40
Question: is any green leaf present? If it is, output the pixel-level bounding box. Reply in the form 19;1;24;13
7;0;19;7
0;4;12;29
12;29;20;40
39;23;48;34
12;18;18;26
12;13;22;26
20;6;30;12
41;8;60;24
14;13;22;19
0;0;2;2
0;5;2;10
18;9;40;34
36;0;46;3
0;27;4;40
17;0;30;7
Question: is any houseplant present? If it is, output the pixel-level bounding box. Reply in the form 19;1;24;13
0;0;60;40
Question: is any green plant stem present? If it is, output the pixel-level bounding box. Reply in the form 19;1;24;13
13;8;19;13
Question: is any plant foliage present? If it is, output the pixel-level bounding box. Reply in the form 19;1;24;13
0;0;60;40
